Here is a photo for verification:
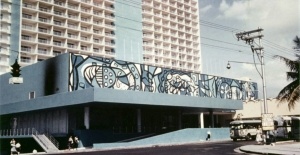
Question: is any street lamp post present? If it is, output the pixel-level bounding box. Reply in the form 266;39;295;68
234;28;274;135
226;60;266;115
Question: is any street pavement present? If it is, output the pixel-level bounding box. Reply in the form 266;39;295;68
21;140;300;154
240;141;300;155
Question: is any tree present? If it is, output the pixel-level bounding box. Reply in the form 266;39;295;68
274;36;300;110
11;59;21;77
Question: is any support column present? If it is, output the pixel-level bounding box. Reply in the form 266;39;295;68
209;110;214;128
199;113;204;128
137;109;141;133
178;110;182;129
84;107;90;130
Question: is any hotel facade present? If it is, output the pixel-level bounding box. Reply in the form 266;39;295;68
0;0;200;75
0;0;259;153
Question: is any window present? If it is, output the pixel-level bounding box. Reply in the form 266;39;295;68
93;38;99;43
53;30;62;36
54;10;62;15
81;46;87;50
38;27;48;33
53;40;62;46
21;46;31;52
93;29;100;34
29;91;35;99
53;50;61;56
39;17;48;22
21;35;30;40
21;56;31;63
38;48;47;54
38;38;47;43
68;43;75;48
54;20;62;25
81;36;88;41
93;48;99;52
81;26;87;31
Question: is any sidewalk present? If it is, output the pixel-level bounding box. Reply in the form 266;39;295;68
240;141;300;155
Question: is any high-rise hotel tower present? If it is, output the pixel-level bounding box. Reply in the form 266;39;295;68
0;0;201;75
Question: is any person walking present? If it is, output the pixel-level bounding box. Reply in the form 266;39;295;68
10;139;19;155
256;126;262;144
74;136;79;150
206;130;211;141
68;136;73;150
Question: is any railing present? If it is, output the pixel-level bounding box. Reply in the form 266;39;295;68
0;128;59;150
0;128;38;136
45;131;59;149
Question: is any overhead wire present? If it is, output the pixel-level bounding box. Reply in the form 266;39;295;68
2;0;296;62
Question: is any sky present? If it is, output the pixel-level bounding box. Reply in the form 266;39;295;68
198;0;300;98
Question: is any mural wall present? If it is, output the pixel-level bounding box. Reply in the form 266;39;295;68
69;54;258;100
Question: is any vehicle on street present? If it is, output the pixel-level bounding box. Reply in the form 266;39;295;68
230;120;261;141
291;116;300;140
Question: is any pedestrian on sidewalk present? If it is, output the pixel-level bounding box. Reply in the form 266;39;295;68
68;136;74;150
256;126;262;144
206;130;211;141
74;136;79;150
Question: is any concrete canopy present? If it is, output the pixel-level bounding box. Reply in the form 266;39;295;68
0;88;242;115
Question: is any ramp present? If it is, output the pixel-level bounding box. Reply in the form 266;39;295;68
32;134;59;153
94;128;231;150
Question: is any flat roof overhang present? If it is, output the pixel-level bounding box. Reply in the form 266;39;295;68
0;88;242;115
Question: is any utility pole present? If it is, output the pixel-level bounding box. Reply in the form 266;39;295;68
236;28;267;113
236;28;271;131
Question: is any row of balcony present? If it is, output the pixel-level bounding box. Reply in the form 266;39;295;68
143;33;198;43
143;53;200;64
143;47;199;56
1;4;11;13
21;36;115;49
19;49;115;64
143;28;198;41
0;16;10;23
22;17;114;33
143;59;200;68
143;40;198;51
143;23;198;35
22;7;115;23
143;58;200;71
142;12;198;28
20;47;115;56
144;4;197;20
143;1;198;18
32;0;115;11
22;25;114;39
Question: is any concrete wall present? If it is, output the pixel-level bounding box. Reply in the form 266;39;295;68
93;128;230;150
233;99;300;119
70;53;258;101
114;0;143;63
0;54;69;104
9;0;21;64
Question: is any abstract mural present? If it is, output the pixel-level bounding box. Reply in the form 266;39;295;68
69;54;258;100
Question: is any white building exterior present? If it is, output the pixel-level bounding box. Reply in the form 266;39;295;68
233;99;300;120
0;0;201;75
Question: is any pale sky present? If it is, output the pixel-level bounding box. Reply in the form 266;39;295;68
199;0;300;98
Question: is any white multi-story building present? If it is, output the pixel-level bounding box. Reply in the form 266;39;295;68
0;0;201;75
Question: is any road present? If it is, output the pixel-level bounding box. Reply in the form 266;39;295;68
48;140;255;155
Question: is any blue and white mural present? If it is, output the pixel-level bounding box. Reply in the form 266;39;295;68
69;54;258;100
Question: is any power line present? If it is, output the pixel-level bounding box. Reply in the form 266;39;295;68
201;37;249;48
3;0;297;61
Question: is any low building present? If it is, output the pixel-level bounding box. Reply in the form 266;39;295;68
0;53;257;151
233;99;300;120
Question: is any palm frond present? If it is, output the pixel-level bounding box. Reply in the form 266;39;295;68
286;72;299;81
273;55;298;72
287;85;300;110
